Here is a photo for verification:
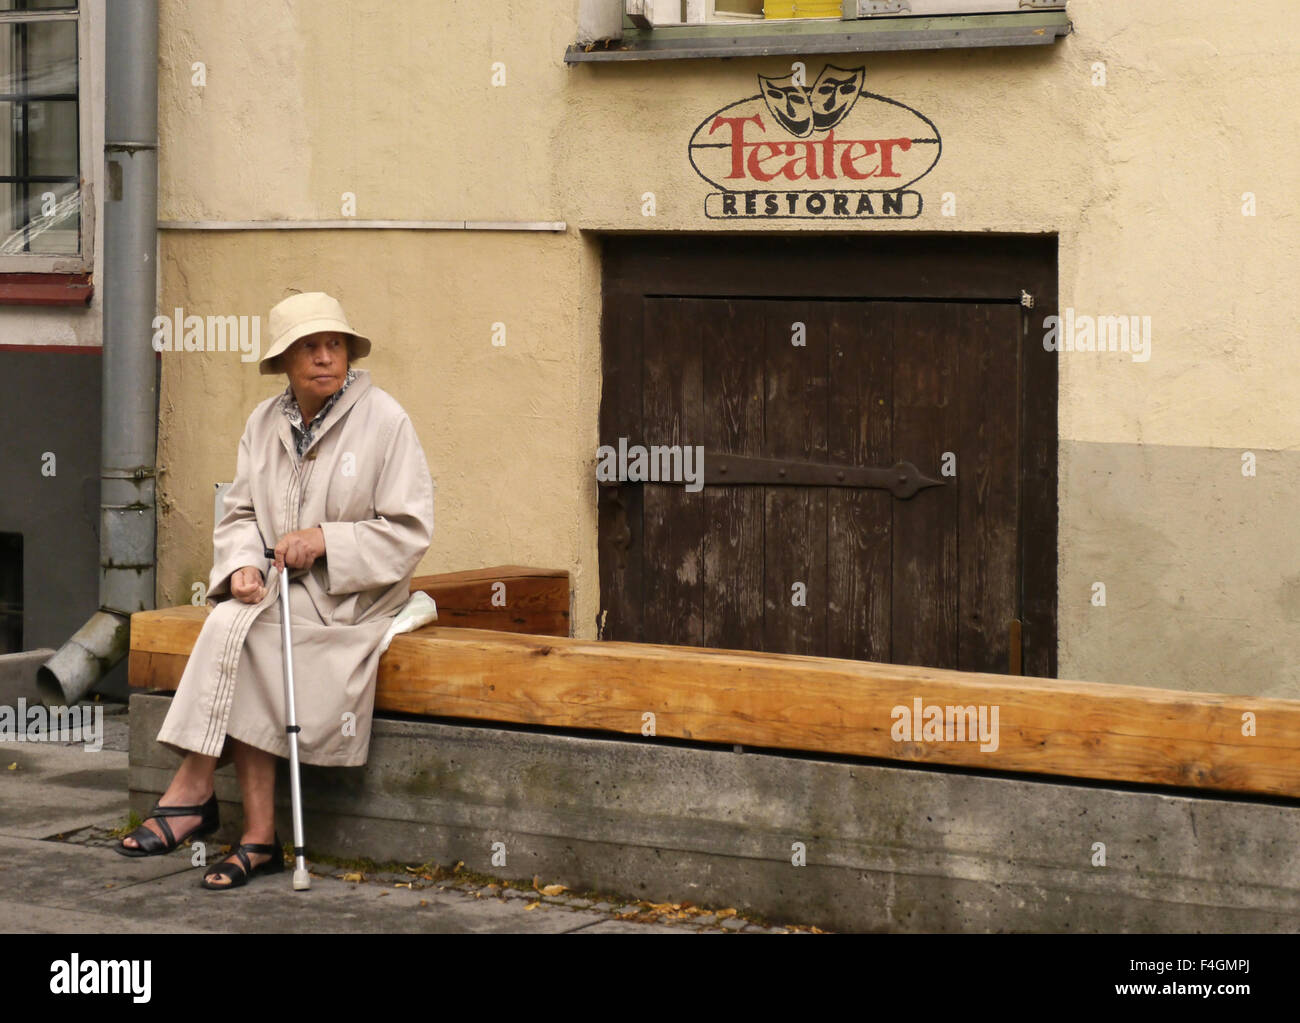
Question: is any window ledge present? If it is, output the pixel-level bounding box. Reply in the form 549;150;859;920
0;273;94;307
566;11;1070;62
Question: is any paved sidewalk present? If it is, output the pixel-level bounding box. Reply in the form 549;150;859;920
0;706;814;934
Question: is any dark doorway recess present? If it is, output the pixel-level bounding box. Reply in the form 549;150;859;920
1;533;22;655
598;233;1057;678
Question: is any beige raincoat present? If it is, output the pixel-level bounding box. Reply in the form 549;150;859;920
156;369;434;767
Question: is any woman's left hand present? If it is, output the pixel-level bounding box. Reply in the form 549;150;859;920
274;527;327;571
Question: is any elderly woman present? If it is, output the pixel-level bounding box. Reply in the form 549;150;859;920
116;292;435;889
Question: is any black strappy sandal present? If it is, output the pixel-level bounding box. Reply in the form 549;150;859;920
199;835;285;890
115;793;220;858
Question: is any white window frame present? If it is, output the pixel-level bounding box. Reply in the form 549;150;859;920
629;1;783;26
846;1;1063;15
0;1;94;275
690;1;766;25
629;0;1064;28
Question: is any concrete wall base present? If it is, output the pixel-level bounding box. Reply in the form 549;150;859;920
129;692;1300;932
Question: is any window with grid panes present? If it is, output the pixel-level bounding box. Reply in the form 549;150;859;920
1;0;80;258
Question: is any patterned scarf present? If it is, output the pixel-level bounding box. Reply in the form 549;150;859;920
280;369;358;460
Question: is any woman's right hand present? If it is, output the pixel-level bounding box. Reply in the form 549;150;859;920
230;566;266;604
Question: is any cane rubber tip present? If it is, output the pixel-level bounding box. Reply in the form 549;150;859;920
293;869;311;891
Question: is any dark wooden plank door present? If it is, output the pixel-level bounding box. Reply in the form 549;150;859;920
701;300;765;652
601;295;1023;675
826;302;893;662
763;300;828;657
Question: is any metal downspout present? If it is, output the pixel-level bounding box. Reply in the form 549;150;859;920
38;0;159;706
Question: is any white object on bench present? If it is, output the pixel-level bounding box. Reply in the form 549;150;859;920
377;591;438;655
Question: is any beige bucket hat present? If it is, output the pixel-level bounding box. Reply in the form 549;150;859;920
259;292;372;376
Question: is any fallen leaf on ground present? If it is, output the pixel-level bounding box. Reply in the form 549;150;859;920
419;900;428;907
394;882;412;889
452;860;464;874
716;908;738;919
342;872;364;883
540;884;566;896
6;763;17;771
525;901;540;911
810;926;824;934
378;891;389;898
532;874;541;891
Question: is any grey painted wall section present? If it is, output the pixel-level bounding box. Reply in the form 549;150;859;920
0;348;162;698
1060;441;1300;699
0;351;102;653
131;693;1300;932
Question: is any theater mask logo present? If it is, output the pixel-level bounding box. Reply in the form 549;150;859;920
690;64;941;220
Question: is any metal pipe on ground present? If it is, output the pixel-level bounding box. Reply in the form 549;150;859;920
39;0;159;707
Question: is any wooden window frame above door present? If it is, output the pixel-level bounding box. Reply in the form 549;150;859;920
598;231;1059;678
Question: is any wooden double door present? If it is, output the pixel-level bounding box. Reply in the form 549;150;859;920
599;236;1057;678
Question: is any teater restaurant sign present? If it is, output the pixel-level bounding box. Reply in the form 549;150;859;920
688;65;941;220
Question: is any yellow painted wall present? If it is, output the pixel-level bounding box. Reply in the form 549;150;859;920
156;0;1300;695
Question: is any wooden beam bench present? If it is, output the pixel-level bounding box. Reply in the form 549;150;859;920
129;565;570;690
129;570;1300;801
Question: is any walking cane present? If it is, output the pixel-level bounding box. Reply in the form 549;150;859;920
265;547;311;891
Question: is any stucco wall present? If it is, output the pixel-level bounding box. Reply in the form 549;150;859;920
155;0;1300;696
